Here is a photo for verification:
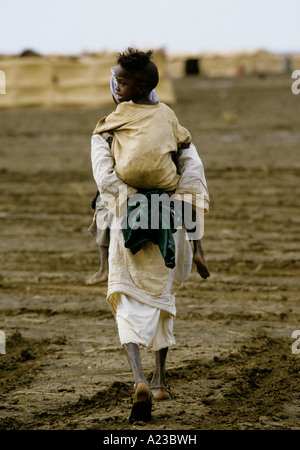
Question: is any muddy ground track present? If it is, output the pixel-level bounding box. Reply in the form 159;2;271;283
1;331;299;430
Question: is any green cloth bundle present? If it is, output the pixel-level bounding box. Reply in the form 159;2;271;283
121;189;180;269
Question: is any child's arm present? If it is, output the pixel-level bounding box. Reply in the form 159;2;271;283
91;133;137;215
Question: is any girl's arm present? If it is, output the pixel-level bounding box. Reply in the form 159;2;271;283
175;142;210;213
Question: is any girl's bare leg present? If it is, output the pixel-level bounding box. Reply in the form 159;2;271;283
150;347;171;400
123;343;151;401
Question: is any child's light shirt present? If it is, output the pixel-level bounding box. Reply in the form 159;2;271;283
93;101;191;191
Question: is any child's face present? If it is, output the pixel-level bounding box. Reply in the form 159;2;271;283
114;65;143;103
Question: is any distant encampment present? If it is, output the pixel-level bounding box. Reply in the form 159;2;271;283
0;49;298;108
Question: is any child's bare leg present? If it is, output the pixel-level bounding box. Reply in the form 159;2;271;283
150;347;170;400
193;239;210;279
85;245;108;285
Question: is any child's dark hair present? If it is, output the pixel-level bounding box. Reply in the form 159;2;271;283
117;47;159;92
117;47;154;72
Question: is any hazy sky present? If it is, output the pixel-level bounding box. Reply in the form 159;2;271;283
1;0;300;55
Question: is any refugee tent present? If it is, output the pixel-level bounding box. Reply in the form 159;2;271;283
167;50;288;78
0;49;176;109
290;53;300;71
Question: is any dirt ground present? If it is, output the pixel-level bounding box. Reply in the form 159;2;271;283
1;73;300;431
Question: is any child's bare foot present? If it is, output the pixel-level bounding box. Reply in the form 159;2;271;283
85;269;108;285
86;245;109;285
193;252;210;279
193;240;210;279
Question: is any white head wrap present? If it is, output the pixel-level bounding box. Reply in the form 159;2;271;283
110;66;158;103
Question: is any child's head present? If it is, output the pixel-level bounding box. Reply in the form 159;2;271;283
114;48;159;103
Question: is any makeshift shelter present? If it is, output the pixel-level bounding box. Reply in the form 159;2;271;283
167;50;289;78
0;49;176;109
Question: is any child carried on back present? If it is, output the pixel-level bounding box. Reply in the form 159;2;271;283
93;48;191;191
87;48;210;283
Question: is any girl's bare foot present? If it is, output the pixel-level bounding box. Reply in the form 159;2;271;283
150;385;171;401
134;382;152;403
129;382;152;423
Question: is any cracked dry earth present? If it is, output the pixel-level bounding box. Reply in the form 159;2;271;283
1;74;300;430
